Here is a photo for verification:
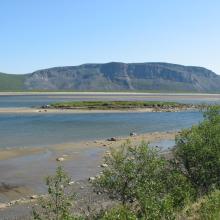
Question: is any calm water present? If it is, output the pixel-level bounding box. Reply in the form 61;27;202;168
0;93;220;108
0;111;203;149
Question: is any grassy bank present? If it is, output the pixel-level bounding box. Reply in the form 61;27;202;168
178;189;220;219
49;100;190;110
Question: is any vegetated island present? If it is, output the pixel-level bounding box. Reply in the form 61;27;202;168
45;101;197;112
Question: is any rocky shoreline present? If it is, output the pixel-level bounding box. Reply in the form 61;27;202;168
0;106;198;114
44;106;197;113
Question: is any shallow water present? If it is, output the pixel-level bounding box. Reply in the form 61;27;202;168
0;111;202;149
150;139;176;151
0;145;105;202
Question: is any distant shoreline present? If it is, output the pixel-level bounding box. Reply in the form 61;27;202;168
1;91;220;96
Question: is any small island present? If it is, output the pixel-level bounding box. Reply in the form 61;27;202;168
45;101;196;112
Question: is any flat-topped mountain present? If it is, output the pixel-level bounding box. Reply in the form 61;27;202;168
1;62;220;92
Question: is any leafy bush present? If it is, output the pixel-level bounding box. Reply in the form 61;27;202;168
175;106;220;194
94;141;193;219
32;166;82;220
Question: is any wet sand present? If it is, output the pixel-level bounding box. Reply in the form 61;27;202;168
0;107;155;114
0;147;44;161
0;131;177;202
0;106;196;114
0;130;177;218
0;130;177;161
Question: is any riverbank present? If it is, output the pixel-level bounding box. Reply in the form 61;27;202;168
0;130;177;216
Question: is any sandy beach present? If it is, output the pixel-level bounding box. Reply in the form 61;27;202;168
0;107;154;114
0;106;196;114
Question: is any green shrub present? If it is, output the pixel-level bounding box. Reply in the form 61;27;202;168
94;141;193;219
32;166;83;220
175;106;220;194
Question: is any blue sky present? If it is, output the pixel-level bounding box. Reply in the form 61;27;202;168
1;0;220;74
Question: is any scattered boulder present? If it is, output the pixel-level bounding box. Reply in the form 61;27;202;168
130;132;137;137
30;195;38;200
68;181;75;185
101;163;108;168
8;200;19;205
56;157;65;162
42;105;50;109
107;137;117;141
88;177;96;182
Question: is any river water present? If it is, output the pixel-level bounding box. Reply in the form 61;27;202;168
0;111;202;149
0;93;220;108
0;93;215;149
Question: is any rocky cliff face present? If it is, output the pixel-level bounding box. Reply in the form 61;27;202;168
2;62;220;92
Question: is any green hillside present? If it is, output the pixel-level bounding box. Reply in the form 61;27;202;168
1;62;220;92
0;72;25;91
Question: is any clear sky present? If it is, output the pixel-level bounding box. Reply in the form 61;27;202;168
1;0;220;74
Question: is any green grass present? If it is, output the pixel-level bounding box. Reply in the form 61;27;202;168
50;100;187;110
178;190;220;220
